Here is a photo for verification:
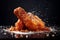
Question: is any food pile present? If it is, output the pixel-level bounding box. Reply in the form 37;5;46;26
9;7;50;32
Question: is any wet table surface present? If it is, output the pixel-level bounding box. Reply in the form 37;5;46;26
0;26;60;39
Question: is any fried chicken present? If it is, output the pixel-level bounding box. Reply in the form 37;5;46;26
14;19;23;31
13;7;50;31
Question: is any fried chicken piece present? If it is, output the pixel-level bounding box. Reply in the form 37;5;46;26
14;19;23;31
9;26;15;31
13;7;50;31
9;19;23;31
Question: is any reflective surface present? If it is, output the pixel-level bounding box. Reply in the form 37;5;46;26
0;26;60;38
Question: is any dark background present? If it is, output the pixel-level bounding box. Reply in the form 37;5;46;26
0;0;60;39
0;0;59;27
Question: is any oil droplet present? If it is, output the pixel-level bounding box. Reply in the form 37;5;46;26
52;34;55;37
46;34;49;37
26;35;28;38
4;32;7;35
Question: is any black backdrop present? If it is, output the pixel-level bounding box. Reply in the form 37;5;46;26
0;0;59;27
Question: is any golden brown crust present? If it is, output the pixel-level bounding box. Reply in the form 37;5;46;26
9;7;50;32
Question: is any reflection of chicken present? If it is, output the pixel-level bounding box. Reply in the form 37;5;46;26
13;7;50;31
